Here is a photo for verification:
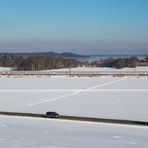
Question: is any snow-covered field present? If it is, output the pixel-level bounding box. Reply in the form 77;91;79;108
0;70;148;147
0;76;148;122
0;115;148;148
0;67;11;72
47;66;148;72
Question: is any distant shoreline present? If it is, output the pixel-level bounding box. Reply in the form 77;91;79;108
78;55;147;62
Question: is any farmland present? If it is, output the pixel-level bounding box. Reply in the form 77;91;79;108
0;67;148;147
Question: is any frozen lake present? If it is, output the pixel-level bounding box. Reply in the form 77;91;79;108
0;74;148;148
0;76;148;122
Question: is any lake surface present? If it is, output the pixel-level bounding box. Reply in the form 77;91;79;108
78;55;147;62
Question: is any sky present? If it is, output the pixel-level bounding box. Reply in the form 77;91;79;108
0;0;148;55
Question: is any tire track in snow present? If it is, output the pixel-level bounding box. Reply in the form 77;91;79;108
1;88;148;92
0;78;124;92
0;89;79;92
26;91;78;106
85;78;125;90
25;78;125;106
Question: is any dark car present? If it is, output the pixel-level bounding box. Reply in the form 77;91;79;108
46;112;59;118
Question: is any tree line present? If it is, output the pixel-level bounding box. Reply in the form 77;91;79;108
0;54;84;70
91;56;148;69
0;54;148;70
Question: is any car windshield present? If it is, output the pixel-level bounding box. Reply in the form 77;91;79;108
47;112;57;114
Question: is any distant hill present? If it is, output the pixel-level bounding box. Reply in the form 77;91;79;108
0;52;89;58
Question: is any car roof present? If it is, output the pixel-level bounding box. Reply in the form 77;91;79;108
46;111;57;113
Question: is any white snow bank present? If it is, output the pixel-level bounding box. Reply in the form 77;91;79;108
46;66;148;72
0;67;11;72
0;115;148;148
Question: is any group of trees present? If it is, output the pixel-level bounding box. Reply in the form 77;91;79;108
0;54;148;70
91;56;148;69
0;54;84;70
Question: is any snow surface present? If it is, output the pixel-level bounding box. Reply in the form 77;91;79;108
46;66;148;72
0;115;148;148
0;77;148;122
0;70;148;147
0;67;11;72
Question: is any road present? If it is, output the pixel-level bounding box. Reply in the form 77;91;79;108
0;111;148;127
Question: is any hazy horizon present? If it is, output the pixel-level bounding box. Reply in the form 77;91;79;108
0;0;148;54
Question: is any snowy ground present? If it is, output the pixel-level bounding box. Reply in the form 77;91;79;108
0;115;148;148
0;77;148;122
0;68;148;147
0;67;11;72
47;66;148;72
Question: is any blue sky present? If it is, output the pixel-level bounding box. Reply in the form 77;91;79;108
0;0;148;54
